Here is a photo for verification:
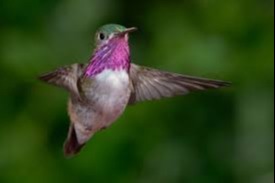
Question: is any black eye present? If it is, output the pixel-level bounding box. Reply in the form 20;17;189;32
99;33;105;40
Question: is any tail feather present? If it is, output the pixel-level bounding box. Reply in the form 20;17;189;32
63;124;85;157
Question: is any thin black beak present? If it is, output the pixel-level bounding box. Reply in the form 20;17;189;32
116;27;137;36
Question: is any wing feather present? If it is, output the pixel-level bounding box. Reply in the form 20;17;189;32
39;63;86;98
129;63;230;104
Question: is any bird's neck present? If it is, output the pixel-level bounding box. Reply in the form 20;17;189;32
84;38;130;77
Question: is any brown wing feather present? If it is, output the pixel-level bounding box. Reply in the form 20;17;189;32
129;64;230;104
39;63;85;98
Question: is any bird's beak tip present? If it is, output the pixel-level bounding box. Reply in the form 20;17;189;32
116;27;137;36
124;27;138;33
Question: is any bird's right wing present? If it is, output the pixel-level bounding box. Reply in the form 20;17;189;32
39;63;86;98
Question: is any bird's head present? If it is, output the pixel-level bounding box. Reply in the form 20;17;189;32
95;24;137;47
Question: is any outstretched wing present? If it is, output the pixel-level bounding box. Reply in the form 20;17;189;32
39;63;86;98
129;64;230;104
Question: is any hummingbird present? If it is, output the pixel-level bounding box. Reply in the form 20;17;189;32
39;24;230;157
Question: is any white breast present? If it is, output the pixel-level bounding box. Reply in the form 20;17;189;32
96;69;129;90
93;69;130;125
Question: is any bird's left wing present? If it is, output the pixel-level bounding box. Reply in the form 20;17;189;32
39;63;86;98
128;63;230;104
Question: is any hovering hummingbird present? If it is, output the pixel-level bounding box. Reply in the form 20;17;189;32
39;24;230;157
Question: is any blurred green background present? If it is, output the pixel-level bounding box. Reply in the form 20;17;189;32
0;0;273;183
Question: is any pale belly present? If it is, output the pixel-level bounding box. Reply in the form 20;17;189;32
69;69;131;133
92;70;131;124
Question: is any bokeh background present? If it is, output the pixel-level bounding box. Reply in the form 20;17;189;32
0;0;274;183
